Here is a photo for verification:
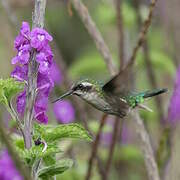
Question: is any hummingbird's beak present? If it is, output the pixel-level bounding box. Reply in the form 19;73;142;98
52;90;73;103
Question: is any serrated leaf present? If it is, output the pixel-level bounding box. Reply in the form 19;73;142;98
40;123;92;142
0;78;24;105
38;159;73;178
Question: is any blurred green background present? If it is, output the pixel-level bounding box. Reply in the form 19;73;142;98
0;0;179;180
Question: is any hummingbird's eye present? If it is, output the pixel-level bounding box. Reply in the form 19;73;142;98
77;84;83;89
73;84;83;91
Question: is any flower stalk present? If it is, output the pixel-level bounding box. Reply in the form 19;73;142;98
23;0;47;149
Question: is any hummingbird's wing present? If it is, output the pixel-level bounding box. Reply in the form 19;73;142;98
102;65;133;96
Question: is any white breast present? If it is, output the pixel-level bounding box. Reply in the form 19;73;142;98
81;92;110;111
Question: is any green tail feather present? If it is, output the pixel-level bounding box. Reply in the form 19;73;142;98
143;88;168;99
126;88;168;108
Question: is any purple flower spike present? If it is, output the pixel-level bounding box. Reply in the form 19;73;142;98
53;100;75;124
11;21;55;125
168;67;180;125
16;90;26;116
30;28;53;51
12;44;31;65
0;150;23;180
50;62;62;85
11;64;28;81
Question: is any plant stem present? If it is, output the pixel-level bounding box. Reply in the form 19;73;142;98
133;0;164;121
132;111;160;180
23;0;47;149
85;114;107;180
127;0;157;68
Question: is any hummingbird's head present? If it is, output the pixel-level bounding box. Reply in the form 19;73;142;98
53;79;101;103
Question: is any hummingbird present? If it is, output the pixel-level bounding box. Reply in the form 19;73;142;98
53;66;167;118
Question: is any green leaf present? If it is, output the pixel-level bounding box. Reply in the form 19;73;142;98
43;155;56;166
42;123;92;142
38;159;73;178
0;78;24;105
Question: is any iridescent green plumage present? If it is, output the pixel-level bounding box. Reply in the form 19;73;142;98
124;89;167;108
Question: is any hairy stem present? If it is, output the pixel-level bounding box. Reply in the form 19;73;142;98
23;0;47;149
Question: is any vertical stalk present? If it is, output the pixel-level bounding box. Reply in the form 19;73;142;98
23;0;47;149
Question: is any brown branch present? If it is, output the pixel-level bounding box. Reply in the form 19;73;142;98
85;114;108;180
133;0;164;121
0;118;32;180
96;156;106;178
0;0;19;28
127;0;157;68
23;0;47;149
132;111;160;180
101;2;125;180
103;118;124;180
71;0;117;75
114;0;124;70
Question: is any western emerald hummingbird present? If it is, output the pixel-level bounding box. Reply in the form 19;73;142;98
53;66;167;118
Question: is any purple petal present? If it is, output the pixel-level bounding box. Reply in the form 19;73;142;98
0;150;22;180
14;22;30;50
16;90;26;116
11;64;28;81
34;96;48;113
35;111;48;124
30;28;53;51
168;67;180;125
39;61;50;74
20;21;30;37
11;56;19;65
50;62;62;85
37;72;54;96
53;100;75;124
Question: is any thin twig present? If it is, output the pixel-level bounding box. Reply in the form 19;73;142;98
23;0;47;149
114;0;124;70
96;156;106;178
127;0;157;68
132;111;160;180
102;2;125;179
85;114;107;180
0;118;32;180
71;0;117;75
103;118;123;180
8;101;24;135
0;0;19;28
133;0;164;121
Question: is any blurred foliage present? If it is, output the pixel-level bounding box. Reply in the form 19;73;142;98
0;78;24;106
0;0;177;179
